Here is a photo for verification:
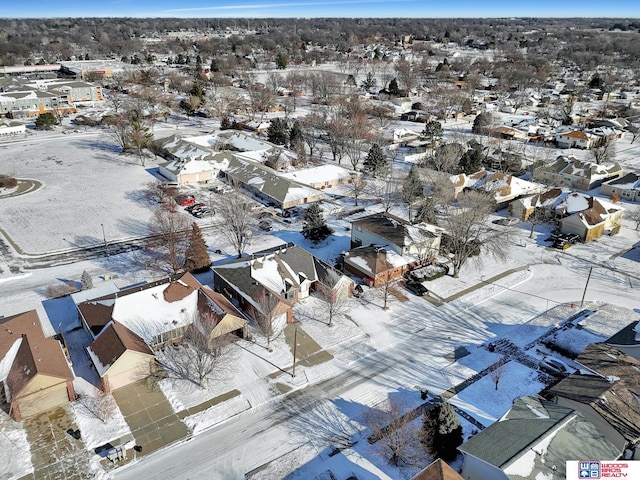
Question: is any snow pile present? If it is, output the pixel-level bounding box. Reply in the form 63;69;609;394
183;394;251;435
0;420;33;479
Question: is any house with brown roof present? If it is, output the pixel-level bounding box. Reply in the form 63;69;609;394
213;244;353;328
560;196;623;241
449;170;543;208
346;213;445;286
77;273;247;391
0;310;75;421
509;189;624;240
554;130;596;149
548;343;640;458
411;458;463;480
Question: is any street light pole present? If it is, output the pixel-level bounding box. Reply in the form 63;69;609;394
292;327;298;378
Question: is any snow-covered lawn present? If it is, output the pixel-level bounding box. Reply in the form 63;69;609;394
0;134;157;254
71;378;131;450
448;360;546;427
0;417;33;479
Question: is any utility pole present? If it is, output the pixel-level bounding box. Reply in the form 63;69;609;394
580;266;593;308
292;328;298;377
101;223;107;250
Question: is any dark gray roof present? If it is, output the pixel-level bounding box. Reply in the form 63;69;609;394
460;396;620;478
606;321;640;346
460;396;573;468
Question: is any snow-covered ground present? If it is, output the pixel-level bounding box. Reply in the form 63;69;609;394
1;96;639;479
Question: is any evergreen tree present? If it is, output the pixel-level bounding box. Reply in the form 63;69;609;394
432;401;463;461
80;271;93;290
267;118;289;145
183;223;212;272
35;112;57;130
275;52;288;69
459;148;483;174
302;204;333;243
472;112;493;134
402;165;423;222
289;121;303;149
388;78;402;96
422;121;443;146
360;71;377;91
363;143;388;177
195;55;203;77
190;82;206;104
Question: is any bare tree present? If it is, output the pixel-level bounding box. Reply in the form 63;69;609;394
627;206;640;233
250;289;285;348
153;312;236;388
490;364;505;390
216;192;255;258
316;287;351;327
348;173;367;207
147;204;192;274
78;388;117;423
441;190;511;278
590;137;615;165
299;113;325;159
104;112;131;152
365;397;422;467
343;136;364;171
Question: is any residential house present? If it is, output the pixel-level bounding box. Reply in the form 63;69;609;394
221;155;324;209
601;172;640;203
534;156;623;190
560;196;623;240
77;273;247;391
509;189;624;238
548;343;640;458
459;395;620;480
213;244;353;327
159;151;233;186
346;213;444;286
280;164;356;190
450;170;543;209
411;458;463;480
489;125;528;141
0;310;75;421
554;130;597;149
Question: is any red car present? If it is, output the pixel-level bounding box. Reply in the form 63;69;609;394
175;195;196;206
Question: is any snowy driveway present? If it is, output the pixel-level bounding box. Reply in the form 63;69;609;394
111;380;189;458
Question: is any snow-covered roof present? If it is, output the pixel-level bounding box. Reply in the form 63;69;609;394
280;164;354;185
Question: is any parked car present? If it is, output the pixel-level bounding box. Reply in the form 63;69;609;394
258;220;272;231
185;203;207;212
175;195;195;207
493;217;519;226
405;281;428;296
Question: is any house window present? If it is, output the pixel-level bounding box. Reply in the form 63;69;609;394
285;290;295;300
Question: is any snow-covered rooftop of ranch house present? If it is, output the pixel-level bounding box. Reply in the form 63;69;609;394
280;164;354;186
106;280;199;343
162;152;233;176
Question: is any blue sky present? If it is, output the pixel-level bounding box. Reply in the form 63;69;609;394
3;0;639;18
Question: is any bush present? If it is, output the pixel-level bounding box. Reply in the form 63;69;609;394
0;175;18;188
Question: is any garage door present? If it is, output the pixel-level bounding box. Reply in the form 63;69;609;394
18;384;69;418
106;366;148;392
